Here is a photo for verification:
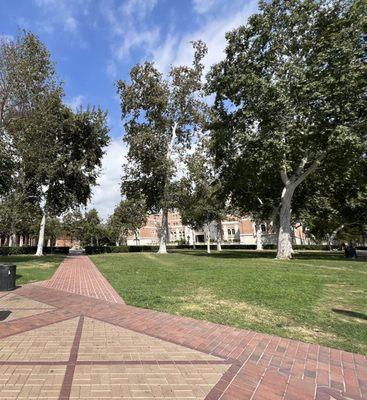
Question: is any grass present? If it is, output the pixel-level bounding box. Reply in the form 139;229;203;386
91;250;367;354
0;254;65;285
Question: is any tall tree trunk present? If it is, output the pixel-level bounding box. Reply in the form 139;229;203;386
255;222;263;250
8;233;16;247
216;220;222;251
36;211;46;256
328;225;344;250
277;157;321;259
134;229;139;246
191;229;196;249
206;224;211;254
19;235;24;247
277;185;295;259
158;208;168;254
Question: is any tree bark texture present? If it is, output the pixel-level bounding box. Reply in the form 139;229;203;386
276;185;295;259
158;208;168;254
36;211;46;256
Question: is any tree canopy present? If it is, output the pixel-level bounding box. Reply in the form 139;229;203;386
0;31;110;255
208;0;366;258
117;41;208;253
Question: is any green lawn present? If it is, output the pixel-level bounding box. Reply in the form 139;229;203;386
91;250;367;354
1;255;64;285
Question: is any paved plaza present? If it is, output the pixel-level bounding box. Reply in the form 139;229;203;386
0;256;366;399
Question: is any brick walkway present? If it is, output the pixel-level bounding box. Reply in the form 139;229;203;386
0;256;366;399
38;256;124;304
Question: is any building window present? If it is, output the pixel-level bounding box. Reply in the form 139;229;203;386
228;229;231;235
261;224;266;233
231;228;235;235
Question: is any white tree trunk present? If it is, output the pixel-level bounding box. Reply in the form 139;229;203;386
19;235;24;247
158;209;168;254
328;225;344;250
206;225;211;254
276;186;294;260
36;211;46;256
216;220;222;251
256;223;263;250
191;229;196;249
8;234;16;247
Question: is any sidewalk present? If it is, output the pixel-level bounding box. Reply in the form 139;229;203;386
0;255;365;399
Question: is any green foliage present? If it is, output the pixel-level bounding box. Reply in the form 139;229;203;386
297;160;367;241
117;41;208;214
178;138;225;231
0;246;69;256
0;31;110;254
62;209;84;242
80;208;103;246
207;0;367;256
0;190;41;238
106;199;147;245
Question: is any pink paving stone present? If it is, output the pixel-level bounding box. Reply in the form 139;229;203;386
38;255;124;304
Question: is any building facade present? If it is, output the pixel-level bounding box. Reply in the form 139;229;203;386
126;211;308;246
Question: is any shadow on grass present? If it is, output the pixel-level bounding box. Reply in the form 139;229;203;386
332;308;367;321
0;255;40;263
170;249;350;262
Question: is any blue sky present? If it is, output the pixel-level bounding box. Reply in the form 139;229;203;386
1;0;258;218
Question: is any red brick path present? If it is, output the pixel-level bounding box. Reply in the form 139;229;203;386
38;255;124;304
0;256;366;399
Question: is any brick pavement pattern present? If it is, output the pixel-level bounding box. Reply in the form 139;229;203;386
0;255;366;399
38;256;124;304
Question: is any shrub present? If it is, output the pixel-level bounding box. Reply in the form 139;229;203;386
0;246;69;256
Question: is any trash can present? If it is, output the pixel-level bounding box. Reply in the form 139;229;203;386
0;264;16;291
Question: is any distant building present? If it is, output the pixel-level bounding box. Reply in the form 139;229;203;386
126;210;308;246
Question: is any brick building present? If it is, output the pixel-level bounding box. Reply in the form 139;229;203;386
126;211;308;246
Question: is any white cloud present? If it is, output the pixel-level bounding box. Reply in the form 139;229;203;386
153;0;258;74
88;139;128;220
121;0;157;19
64;16;78;32
106;60;118;78
33;0;90;34
102;0;159;62
66;95;85;111
115;27;160;61
192;0;219;14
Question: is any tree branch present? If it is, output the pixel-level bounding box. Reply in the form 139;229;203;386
280;165;289;185
293;155;323;187
168;121;178;154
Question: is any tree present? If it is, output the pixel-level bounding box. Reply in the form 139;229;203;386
2;32;109;256
0;140;13;198
178;141;225;254
208;0;366;259
81;208;103;246
62;209;84;247
45;217;62;247
0;190;41;246
117;41;208;253
298;158;367;247
107;199;147;246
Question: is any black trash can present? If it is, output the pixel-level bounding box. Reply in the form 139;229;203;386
0;264;16;291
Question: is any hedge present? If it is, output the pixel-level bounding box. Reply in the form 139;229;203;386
85;244;262;254
0;246;69;256
84;243;344;254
